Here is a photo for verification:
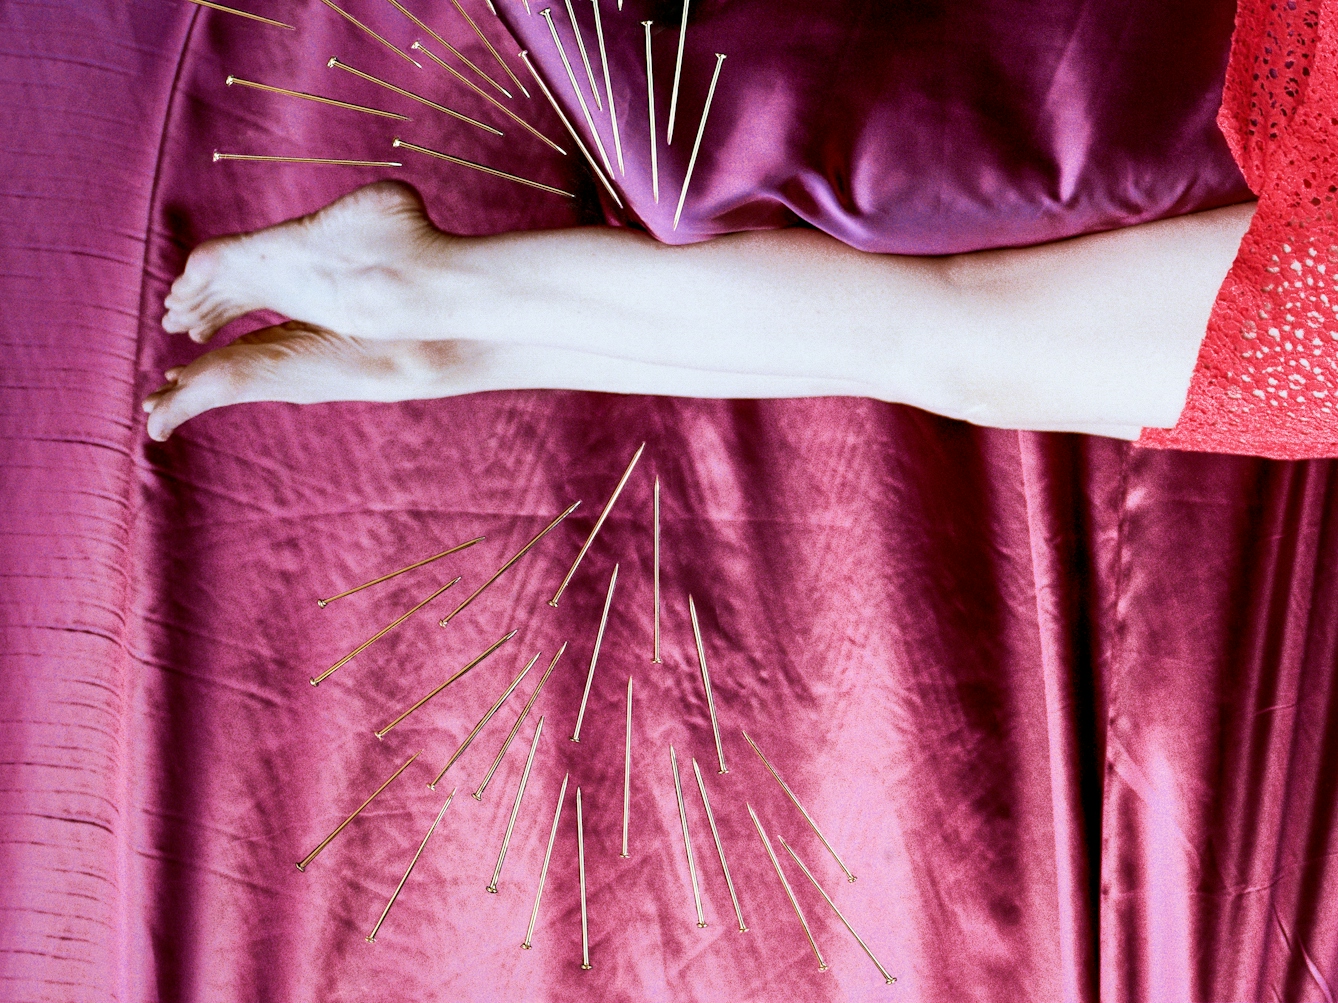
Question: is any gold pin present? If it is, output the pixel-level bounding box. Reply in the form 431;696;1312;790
316;0;422;66
296;750;420;871
227;74;410;121
474;643;567;799
692;758;746;932
518;50;623;209
549;442;644;606
449;0;531;97
393;138;574;197
742;729;855;882
620;676;632;857
384;0;513;97
411;43;566;154
563;0;602;111
440;501;580;627
317;536;482;607
577;785;592;969
590;0;623;175
367;792;454;942
673;52;724;231
429;650;540;788
487;716;544;893
537;8;616;180
213;152;403;166
522;772;568;949
373;629;516;739
665;0;689;143
778;835;896;984
641;22;659;203
311;576;460;686
651;476;662;659
570;563;618;742
185;0;294;29
670;744;707;928
688;596;728;773
326;57;501;135
747;804;828;970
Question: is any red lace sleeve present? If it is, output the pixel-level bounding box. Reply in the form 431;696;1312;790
1139;0;1338;459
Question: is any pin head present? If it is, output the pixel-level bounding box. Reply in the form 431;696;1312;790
327;56;338;68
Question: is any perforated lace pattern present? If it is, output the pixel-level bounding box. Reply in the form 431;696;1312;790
1140;0;1338;458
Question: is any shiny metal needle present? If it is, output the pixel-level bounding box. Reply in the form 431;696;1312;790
571;563;618;742
487;716;544;893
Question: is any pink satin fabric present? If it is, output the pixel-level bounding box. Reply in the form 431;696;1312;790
3;3;1337;1003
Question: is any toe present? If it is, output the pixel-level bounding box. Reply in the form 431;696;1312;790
161;309;190;334
145;372;224;441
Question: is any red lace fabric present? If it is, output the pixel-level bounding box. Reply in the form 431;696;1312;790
1140;0;1338;458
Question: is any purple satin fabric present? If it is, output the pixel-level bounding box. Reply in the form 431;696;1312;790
4;3;1337;1003
501;0;1250;248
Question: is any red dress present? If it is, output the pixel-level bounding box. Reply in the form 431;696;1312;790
1141;0;1338;458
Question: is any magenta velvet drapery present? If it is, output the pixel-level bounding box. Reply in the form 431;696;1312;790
2;2;1336;1001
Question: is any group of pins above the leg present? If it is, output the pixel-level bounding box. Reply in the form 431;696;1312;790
202;0;585;194
200;0;729;219
283;438;893;979
529;0;725;221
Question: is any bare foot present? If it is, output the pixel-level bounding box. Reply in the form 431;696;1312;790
161;181;449;343
142;322;480;440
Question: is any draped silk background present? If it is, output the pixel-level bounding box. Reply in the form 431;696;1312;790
2;2;1336;1002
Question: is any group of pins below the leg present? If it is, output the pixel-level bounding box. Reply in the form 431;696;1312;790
204;0;575;191
195;0;726;223
287;439;893;980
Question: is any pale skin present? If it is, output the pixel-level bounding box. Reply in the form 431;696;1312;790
144;181;1256;441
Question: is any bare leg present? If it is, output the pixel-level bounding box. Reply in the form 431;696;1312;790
162;183;449;344
153;182;1255;438
142;324;865;441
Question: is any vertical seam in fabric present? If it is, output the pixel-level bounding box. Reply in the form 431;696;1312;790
1098;441;1132;986
121;10;201;1002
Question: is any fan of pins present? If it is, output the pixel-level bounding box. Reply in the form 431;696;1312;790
187;0;896;983
193;0;726;224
